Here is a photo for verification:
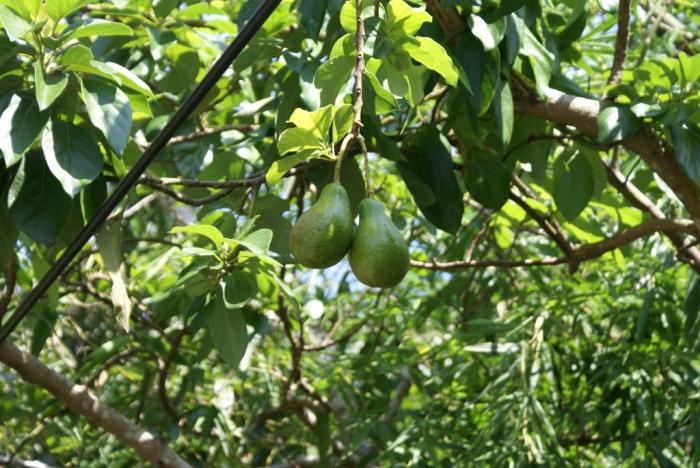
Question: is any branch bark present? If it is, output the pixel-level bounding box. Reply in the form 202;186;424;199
0;340;191;468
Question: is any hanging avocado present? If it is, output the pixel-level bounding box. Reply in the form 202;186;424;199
349;198;409;288
289;182;354;268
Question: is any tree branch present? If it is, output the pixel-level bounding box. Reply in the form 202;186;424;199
411;218;700;270
0;340;191;468
604;162;700;272
608;0;632;85
424;2;700;219
0;254;18;322
158;328;188;423
514;87;700;218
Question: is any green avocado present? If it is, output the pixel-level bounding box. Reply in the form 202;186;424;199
349;198;409;288
289;182;354;268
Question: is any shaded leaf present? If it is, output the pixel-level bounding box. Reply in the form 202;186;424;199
0;95;49;167
41;119;103;196
598;105;640;144
399;127;464;233
552;150;593;220
465;149;512;210
8;151;71;244
209;291;248;369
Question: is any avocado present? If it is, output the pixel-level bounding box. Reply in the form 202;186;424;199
349;198;409;288
289;182;354;268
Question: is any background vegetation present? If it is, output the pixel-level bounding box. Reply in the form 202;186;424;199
1;0;700;466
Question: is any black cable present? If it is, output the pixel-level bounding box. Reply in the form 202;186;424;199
0;0;282;343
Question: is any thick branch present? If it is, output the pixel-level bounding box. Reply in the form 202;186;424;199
0;341;191;468
412;218;700;270
514;87;700;218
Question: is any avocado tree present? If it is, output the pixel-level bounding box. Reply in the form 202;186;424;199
1;0;700;465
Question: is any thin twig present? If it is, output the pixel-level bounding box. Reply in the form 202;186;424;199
0;254;18;322
412;218;700;271
334;0;367;186
608;0;632;86
604;162;700;272
303;317;371;352
158;328;188;423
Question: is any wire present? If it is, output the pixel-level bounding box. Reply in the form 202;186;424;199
0;0;282;343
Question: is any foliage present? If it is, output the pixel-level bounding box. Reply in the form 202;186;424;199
1;0;700;465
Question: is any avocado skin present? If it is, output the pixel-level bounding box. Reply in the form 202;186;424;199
349;198;409;288
290;182;354;268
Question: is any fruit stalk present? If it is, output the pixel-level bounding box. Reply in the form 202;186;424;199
334;0;371;198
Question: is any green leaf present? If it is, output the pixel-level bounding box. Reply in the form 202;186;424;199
277;127;324;155
332;104;353;143
30;305;57;356
634;289;654;342
0;5;32;42
492;79;514;149
171;224;224;249
45;0;89;21
208;291;248;369
670;122;700;185
0;0;36;20
239;229;273;255
41;119;104;196
266;149;316;185
59;44;93;65
553;1;586;50
552;150;593;220
80;174;106;221
101;61;154;98
398;127;464;233
598;106;640;144
401;37;459;86
469;15;496;50
220;271;257;309
314;55;355;106
97;219;132;331
363;71;399;114
0;95;49;167
34;62;68;111
685;274;700;343
518;18;554;97
156;44;199;94
0;191;17;267
62;19;133;41
465;149;512;210
581;149;607;198
8;152;72;244
287;105;333;140
299;0;326;38
386;0;432;36
81;81;132;154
